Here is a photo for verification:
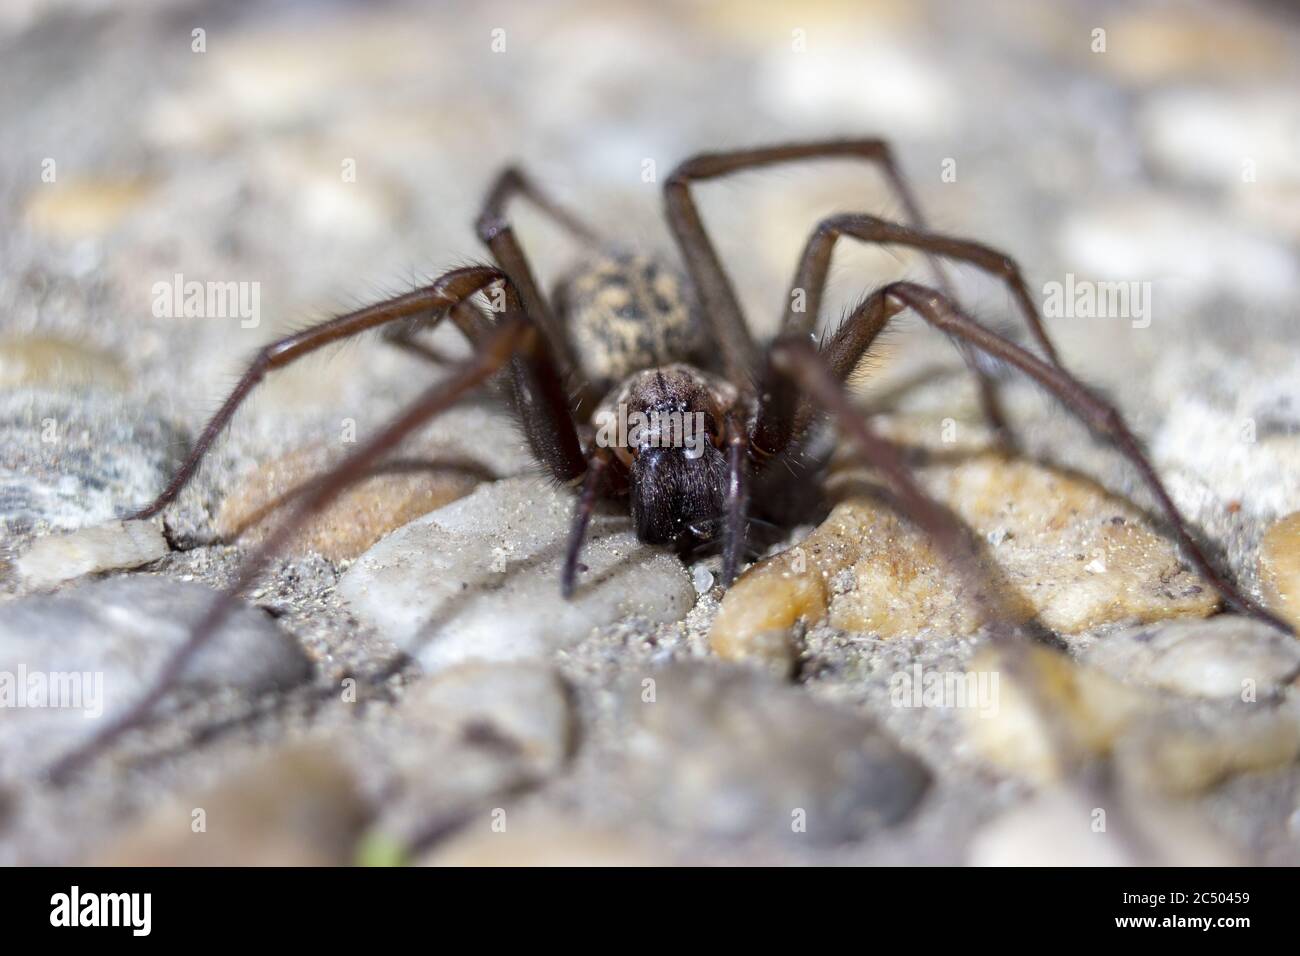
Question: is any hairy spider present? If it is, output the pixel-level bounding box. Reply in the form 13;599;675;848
47;139;1291;781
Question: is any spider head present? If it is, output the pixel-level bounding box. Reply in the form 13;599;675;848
595;364;738;550
630;442;729;548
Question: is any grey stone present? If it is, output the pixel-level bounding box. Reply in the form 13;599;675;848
0;391;183;537
0;576;312;776
1082;616;1300;699
615;662;931;845
398;661;574;776
338;477;694;672
16;519;168;589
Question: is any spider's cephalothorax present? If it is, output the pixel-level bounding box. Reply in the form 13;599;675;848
594;363;743;548
553;250;743;549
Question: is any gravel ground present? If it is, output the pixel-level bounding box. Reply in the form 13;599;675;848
2;0;1299;865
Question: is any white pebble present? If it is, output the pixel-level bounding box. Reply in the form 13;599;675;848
16;520;168;589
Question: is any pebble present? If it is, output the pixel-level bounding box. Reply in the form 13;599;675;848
1098;8;1287;83
968;789;1243;866
1138;89;1300;189
398;662;573;776
0;391;183;536
756;38;953;138
16;520;168;589
1151;383;1300;521
23;179;153;240
360;666;576;850
971;640;1300;795
616;662;930;845
0;337;127;390
965;643;1152;784
1081;616;1300;699
0;576;312;777
1260;511;1300;632
338;477;694;672
1058;195;1299;306
93;746;369;865
712;452;1218;667
215;440;479;561
1113;706;1300;796
420;813;671;867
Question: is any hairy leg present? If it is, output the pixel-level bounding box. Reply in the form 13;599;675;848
769;337;1025;636
381;299;492;364
129;266;506;520
755;281;1291;634
664;139;953;382
49;314;579;783
782;213;1058;363
561;446;624;598
476;164;603;397
755;213;1063;455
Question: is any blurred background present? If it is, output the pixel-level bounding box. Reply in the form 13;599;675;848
4;0;1298;444
2;0;1300;865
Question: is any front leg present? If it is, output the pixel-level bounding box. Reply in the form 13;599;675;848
663;138;953;383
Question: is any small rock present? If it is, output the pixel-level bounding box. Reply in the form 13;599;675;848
1099;8;1286;83
1058;195;1299;306
398;662;573;776
0;390;183;536
0;576;311;776
691;564;714;595
420;813;672;867
93;746;369;866
710;564;820;676
215;440;480;561
1137;88;1300;190
756;38;953;139
966;643;1152;784
0;337;127;390
1113;706;1300;796
1082;616;1300;699
968;789;1243;866
617;662;930;845
23;178;153;240
338;477;693;671
1260;511;1300;632
713;452;1218;659
16;520;168;589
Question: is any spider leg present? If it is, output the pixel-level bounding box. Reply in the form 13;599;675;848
381;299;491;365
782;213;1059;364
476;164;604;403
128;266;506;520
561;446;624;598
771;339;1126;787
48;313;578;783
663;139;954;382
758;281;1292;634
756;214;1065;454
768;337;1026;637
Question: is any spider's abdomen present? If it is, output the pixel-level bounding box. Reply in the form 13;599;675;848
554;251;706;392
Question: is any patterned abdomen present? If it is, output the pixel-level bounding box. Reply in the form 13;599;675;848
554;251;706;392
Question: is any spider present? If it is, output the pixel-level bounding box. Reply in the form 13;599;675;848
46;138;1290;782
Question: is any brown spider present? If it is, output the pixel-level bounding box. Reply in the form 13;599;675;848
46;139;1290;782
